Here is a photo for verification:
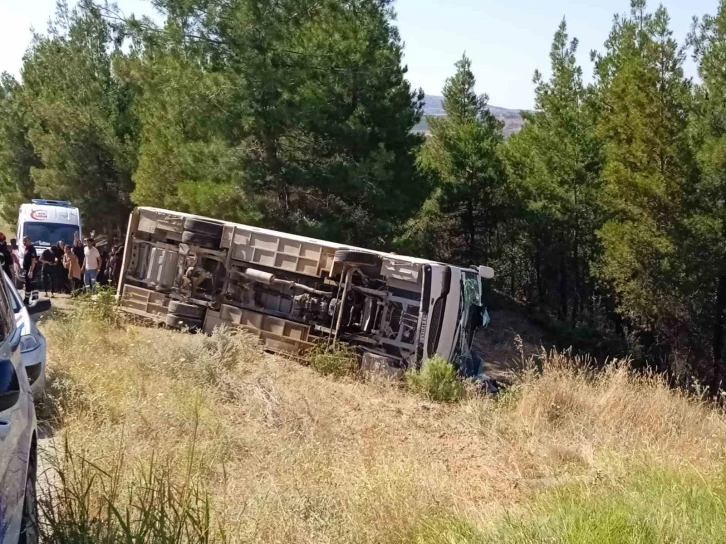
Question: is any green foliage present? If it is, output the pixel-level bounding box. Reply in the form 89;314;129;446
0;74;39;227
401;54;506;265
402;464;726;543
592;2;695;338
487;464;726;543
19;0;137;232
308;344;360;378
688;0;726;387
406;356;465;403
503;20;601;325
0;0;426;246
74;286;123;328
125;0;427;246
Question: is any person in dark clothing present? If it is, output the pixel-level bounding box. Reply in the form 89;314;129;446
107;238;124;287
39;247;57;298
72;238;84;268
22;237;37;305
0;233;12;279
97;247;110;286
52;241;67;293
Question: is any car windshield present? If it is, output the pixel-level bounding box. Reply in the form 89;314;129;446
24;222;78;247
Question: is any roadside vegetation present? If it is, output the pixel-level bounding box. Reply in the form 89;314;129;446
406;356;466;403
35;306;726;543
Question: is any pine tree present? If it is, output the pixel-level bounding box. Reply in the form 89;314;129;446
503;20;601;324
20;0;137;232
688;0;726;389
121;29;254;223
0;74;40;226
593;1;695;365
402;54;506;267
132;0;426;247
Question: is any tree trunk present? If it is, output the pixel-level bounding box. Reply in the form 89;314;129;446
573;234;580;328
712;274;726;395
466;197;475;264
559;249;568;322
535;243;543;306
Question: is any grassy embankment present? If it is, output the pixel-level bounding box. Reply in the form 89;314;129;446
35;295;726;543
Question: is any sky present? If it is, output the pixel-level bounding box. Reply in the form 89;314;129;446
0;0;721;109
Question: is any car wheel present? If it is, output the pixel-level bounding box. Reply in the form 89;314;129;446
18;443;38;544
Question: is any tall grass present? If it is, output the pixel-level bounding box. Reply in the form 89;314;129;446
36;309;726;543
40;433;224;543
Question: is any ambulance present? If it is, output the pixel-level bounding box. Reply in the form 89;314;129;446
17;199;82;262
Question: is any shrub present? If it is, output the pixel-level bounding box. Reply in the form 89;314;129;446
74;286;123;327
406;356;465;402
168;326;256;401
308;343;359;377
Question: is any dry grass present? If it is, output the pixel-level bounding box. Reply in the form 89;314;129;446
36;304;726;542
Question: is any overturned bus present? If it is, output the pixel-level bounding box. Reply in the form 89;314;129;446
117;207;495;378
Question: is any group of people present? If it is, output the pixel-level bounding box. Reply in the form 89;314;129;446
0;232;125;304
0;235;22;282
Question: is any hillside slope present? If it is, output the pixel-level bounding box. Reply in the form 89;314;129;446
414;95;526;136
35;300;726;543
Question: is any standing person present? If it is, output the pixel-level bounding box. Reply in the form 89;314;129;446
97;247;109;286
52;241;67;294
107;237;124;287
0;234;12;280
9;239;20;282
39;246;57;298
73;238;84;270
82;238;101;295
21;237;37;305
63;245;82;294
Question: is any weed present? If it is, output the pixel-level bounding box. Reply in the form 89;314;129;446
73;286;123;327
308;343;359;377
406;355;465;402
39;435;227;543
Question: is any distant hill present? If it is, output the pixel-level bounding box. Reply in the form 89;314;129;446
414;95;526;137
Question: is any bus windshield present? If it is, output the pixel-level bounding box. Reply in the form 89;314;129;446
23;222;78;247
458;271;483;355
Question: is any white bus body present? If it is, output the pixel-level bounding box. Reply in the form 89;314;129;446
117;207;494;376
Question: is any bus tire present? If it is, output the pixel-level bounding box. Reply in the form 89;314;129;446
334;250;382;275
165;313;203;331
181;230;221;249
183;218;224;238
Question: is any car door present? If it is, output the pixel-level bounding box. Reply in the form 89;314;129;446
0;277;31;542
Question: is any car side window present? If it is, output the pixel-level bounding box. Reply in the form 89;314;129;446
0;280;15;341
3;280;21;314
